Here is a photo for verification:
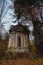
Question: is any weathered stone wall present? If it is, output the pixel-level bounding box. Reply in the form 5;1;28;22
8;32;29;53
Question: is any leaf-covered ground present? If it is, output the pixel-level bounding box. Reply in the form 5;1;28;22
0;53;43;65
0;58;43;65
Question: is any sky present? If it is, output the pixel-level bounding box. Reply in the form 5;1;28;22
0;0;16;39
0;0;2;13
0;0;2;6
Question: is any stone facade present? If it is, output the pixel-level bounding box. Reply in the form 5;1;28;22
8;23;29;53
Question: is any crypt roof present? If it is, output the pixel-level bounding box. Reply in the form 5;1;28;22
9;22;29;34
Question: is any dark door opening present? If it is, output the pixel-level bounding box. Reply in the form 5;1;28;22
18;36;21;47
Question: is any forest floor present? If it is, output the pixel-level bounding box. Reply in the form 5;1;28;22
0;53;43;65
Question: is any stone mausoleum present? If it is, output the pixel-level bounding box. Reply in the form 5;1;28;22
8;22;30;54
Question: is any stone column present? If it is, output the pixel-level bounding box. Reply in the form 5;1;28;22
25;35;28;47
14;33;16;47
24;34;26;47
21;34;23;47
13;34;16;54
16;33;18;48
8;34;12;48
12;34;14;46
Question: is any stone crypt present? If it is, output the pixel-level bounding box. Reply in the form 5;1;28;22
8;23;30;54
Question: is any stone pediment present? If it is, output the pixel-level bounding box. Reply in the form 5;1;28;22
9;22;29;34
